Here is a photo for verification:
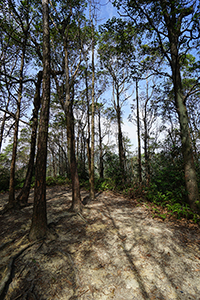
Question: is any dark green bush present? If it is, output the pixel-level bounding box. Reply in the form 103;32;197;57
46;176;69;186
0;167;10;191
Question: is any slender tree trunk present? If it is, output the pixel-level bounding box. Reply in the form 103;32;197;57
53;77;71;178
136;79;142;184
64;45;82;212
29;0;50;240
0;112;7;153
76;123;80;162
116;85;125;183
98;107;104;179
59;146;61;176
144;79;150;185
82;130;86;175
0;52;14;153
85;67;92;197
0;98;10;153
8;36;27;208
50;147;56;177
90;21;95;200
16;71;42;206
144;103;150;185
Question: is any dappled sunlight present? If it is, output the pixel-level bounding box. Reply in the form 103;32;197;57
1;186;200;299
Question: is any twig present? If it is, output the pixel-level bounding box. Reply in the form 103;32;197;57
77;212;89;224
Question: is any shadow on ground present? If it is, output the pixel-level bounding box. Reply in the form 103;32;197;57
0;186;200;299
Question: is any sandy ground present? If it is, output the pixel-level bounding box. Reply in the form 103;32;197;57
0;185;200;300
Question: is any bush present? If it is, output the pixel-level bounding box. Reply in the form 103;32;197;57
104;152;125;186
95;177;116;191
0;167;10;191
46;176;69;186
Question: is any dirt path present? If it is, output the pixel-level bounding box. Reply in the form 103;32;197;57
0;186;200;300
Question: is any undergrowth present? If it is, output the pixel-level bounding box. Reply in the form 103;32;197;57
93;178;200;225
126;183;200;225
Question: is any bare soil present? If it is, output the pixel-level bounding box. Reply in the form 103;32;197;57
0;185;200;300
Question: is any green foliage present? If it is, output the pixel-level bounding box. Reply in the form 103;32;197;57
46;176;70;186
145;186;200;224
150;150;185;196
104;151;124;187
125;183;146;200
0;167;10;192
95;177;116;191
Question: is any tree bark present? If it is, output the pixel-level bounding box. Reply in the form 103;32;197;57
29;0;50;240
8;35;27;209
174;78;199;211
115;83;125;184
0;99;10;153
90;21;95;200
85;67;92;197
136;79;142;183
64;44;82;212
98;107;104;179
167;18;199;211
16;71;42;206
144;99;150;185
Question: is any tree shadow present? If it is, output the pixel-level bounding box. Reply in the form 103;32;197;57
101;198;198;299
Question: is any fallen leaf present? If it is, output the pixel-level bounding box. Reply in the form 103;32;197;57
65;279;73;285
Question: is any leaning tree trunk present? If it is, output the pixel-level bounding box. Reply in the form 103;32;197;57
29;0;50;241
16;71;42;206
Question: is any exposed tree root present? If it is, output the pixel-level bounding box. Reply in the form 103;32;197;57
0;240;42;300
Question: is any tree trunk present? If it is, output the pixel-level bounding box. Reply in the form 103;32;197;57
8;36;27;208
16;71;42;206
98;107;104;179
136;79;142;183
144;100;150;185
90;21;95;200
0;98;10;153
116;85;125;184
50;147;56;177
65;102;82;212
64;45;82;212
85;67;92;197
170;39;199;211
175;86;199;211
29;0;50;240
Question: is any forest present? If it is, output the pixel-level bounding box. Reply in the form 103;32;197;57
0;0;200;241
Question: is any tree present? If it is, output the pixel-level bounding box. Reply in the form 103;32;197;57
16;71;42;206
98;18;135;184
1;0;31;208
114;0;200;211
135;78;142;183
29;0;50;240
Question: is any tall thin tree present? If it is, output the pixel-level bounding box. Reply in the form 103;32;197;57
29;0;50;240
